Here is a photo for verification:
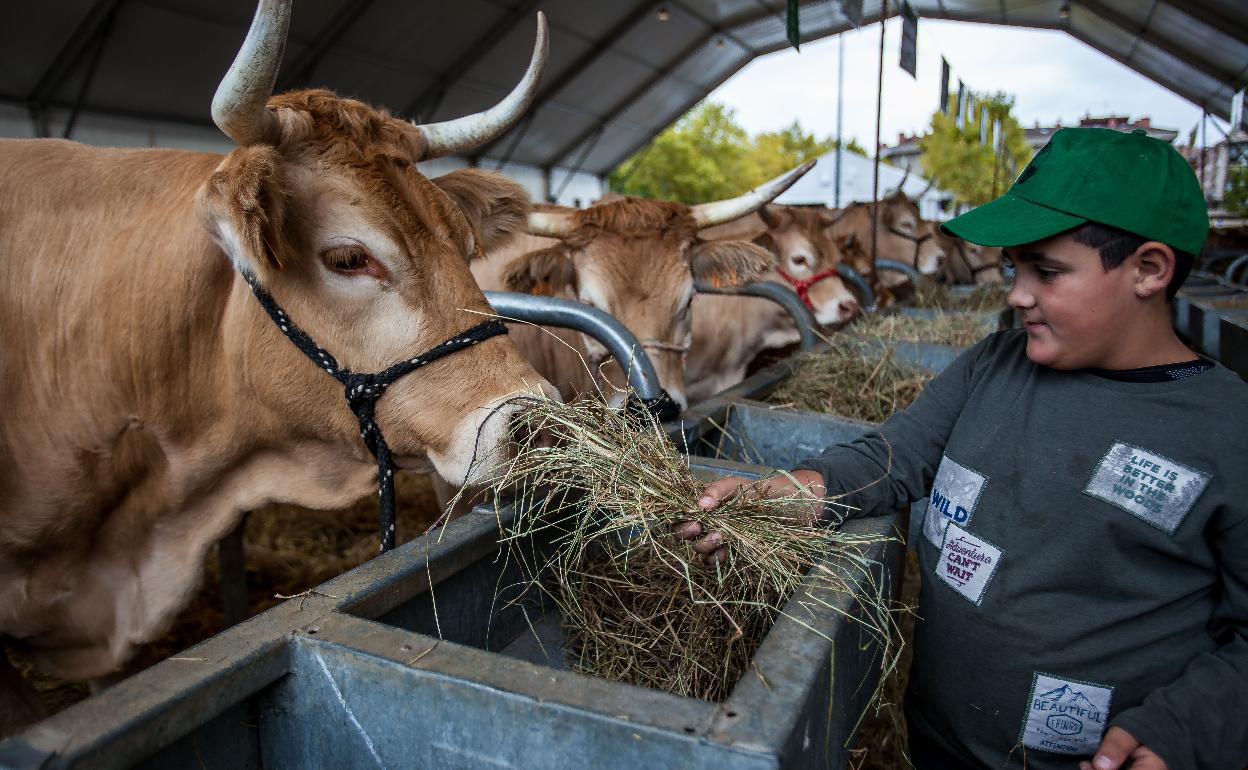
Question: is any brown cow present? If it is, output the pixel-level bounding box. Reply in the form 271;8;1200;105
687;204;862;401
0;0;555;729
826;191;948;305
935;230;1005;285
471;164;814;410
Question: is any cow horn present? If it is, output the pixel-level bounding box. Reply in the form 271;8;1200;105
415;13;549;159
691;160;815;229
884;165;911;198
527;209;576;238
211;0;288;146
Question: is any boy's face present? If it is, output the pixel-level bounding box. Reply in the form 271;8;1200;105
1004;233;1141;370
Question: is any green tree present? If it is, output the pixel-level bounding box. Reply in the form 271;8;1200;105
609;102;751;204
919;91;1033;208
1224;163;1248;217
609;101;863;203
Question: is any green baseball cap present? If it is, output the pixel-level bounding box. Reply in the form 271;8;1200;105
941;127;1208;255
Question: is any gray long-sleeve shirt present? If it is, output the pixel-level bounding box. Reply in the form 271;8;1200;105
794;329;1248;770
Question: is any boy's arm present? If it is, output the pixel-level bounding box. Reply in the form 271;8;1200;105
1103;511;1248;770
792;335;989;520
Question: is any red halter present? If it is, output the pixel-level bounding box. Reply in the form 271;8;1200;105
776;268;838;310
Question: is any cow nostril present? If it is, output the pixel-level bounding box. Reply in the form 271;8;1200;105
509;411;554;451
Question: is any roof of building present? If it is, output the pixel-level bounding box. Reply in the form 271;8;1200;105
5;1;1244;175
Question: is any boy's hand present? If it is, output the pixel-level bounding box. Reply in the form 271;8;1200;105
672;470;826;563
1078;727;1168;770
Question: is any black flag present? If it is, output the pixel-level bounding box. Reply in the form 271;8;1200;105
940;57;950;114
787;0;800;51
899;1;918;77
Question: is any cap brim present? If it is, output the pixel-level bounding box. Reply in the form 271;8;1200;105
941;193;1086;247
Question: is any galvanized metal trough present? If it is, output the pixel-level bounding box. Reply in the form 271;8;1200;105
1;467;900;770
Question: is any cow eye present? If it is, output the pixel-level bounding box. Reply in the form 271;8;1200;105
322;245;373;274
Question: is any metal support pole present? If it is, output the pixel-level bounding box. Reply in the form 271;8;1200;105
834;32;845;209
694;281;820;351
218;513;249;629
1199;109;1207;195
483;292;664;401
871;0;888;266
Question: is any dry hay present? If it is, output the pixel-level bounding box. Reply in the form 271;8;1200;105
848;549;921;770
767;340;934;424
910;281;1008;313
15;470;444;718
1210;293;1248;309
850;311;996;348
492;397;903;703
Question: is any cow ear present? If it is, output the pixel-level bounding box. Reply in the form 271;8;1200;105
432;168;532;255
197;145;290;278
504;244;578;296
689;240;772;288
752;231;777;254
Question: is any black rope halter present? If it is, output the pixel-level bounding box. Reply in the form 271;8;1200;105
886;223;933;267
243;274;508;552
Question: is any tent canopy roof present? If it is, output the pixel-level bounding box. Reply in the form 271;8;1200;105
5;0;1244;175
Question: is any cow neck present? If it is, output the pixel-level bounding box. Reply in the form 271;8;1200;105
241;273;508;553
775;268;838;310
885;221;931;266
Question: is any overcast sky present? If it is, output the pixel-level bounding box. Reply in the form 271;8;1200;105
708;18;1207;153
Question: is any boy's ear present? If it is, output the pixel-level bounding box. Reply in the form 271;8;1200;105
689;240;772;288
197;146;291;278
432;168;532;256
1132;241;1176;299
504;244;578;296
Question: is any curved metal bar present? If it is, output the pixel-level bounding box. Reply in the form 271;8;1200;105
483;291;663;401
834;263;876;311
1225;254;1248;287
875;258;924;289
694;280;820;351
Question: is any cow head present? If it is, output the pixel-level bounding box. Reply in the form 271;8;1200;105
195;0;555;488
933;230;1006;286
753;204;862;327
877;191;946;275
501;164;813;409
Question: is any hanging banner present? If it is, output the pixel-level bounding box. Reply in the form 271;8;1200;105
955;81;966;130
940;57;950;114
979;104;988;145
994;117;1004;153
841;0;864;28
786;0;801;50
899;0;918;77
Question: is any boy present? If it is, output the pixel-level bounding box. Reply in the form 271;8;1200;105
678;127;1248;769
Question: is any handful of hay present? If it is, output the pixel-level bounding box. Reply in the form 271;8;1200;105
492;398;898;702
768;340;934;423
911;281;1007;313
850;311;995;347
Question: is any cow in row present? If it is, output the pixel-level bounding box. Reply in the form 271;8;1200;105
0;0;556;732
686;203;863;402
825;191;947;306
935;230;1005;285
471;163;815;410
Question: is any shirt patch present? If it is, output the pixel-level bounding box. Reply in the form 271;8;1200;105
934;523;1001;605
1083;442;1211;534
924;456;988;547
1021;672;1113;755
